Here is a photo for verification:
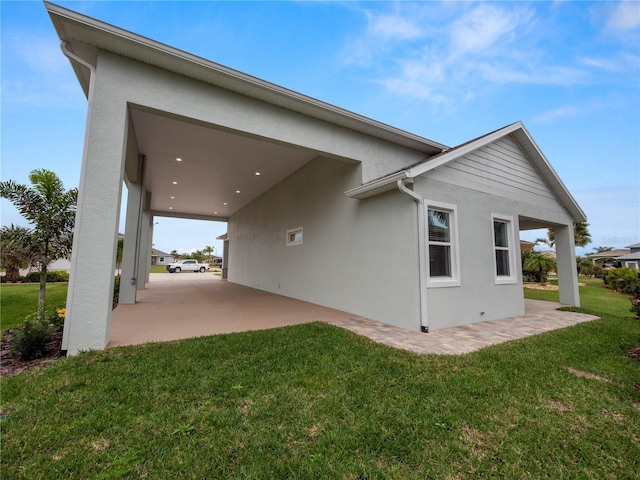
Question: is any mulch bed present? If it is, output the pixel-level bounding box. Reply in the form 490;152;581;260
0;328;63;377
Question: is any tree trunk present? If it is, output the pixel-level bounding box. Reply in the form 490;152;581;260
38;253;48;318
6;265;20;283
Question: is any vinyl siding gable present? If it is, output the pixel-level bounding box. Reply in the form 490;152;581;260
426;135;561;211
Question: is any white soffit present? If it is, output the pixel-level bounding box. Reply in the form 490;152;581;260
131;108;319;219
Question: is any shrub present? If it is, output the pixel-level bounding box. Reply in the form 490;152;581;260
602;267;640;295
631;297;640;319
25;270;69;283
11;314;54;360
0;275;26;283
113;275;121;308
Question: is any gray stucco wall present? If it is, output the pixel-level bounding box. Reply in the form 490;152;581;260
228;157;422;331
414;171;576;329
100;52;426;184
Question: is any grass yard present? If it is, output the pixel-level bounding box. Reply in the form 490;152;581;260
524;277;634;318
2;277;639;478
0;283;68;332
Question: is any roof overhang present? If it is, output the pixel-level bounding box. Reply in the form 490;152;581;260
347;122;587;224
45;2;447;156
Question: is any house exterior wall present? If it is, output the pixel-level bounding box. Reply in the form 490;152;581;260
98;52;427;184
413;138;578;329
427;136;566;217
228;157;422;331
151;256;174;265
62;49;437;353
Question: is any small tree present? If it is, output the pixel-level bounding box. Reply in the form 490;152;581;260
0;169;77;314
0;225;38;282
203;245;214;263
523;252;557;285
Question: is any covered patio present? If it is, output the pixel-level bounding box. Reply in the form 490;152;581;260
109;274;599;354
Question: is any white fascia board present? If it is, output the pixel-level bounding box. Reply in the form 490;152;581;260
345;171;412;199
406;122;524;178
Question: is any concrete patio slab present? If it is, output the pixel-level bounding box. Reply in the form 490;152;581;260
109;273;359;347
109;274;600;354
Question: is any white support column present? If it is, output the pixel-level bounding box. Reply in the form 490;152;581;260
146;215;154;283
62;82;128;355
136;192;152;290
119;179;143;304
555;224;581;307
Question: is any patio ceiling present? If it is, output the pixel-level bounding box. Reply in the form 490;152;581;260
130;107;320;221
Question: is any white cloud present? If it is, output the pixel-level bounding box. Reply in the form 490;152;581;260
605;1;640;32
341;3;598;110
450;4;533;55
531;106;581;124
368;12;424;41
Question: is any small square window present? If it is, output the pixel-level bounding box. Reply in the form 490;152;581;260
287;227;303;246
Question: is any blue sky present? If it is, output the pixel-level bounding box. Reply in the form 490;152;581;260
2;0;639;258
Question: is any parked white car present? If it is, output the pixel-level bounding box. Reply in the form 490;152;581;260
166;259;209;273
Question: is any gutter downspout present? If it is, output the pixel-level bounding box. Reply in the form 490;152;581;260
59;41;97;355
396;179;429;332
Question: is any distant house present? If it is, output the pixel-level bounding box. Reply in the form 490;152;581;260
617;244;640;270
586;249;630;269
519;240;536;253
151;249;175;266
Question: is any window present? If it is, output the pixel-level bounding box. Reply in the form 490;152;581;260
492;214;517;284
427;202;460;287
287;227;303;246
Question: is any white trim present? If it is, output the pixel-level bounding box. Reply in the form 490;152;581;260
491;214;518;285
286;227;303;246
426;201;460;288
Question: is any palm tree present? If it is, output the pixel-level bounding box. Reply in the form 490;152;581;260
537;222;591;249
523;252;557;285
1;169;77;314
203;245;214;263
0;225;38;282
592;246;613;253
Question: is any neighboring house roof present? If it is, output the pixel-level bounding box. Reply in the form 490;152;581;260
625;243;640;249
151;249;171;256
617;252;640;261
45;2;447;157
586;249;631;259
345;122;587;223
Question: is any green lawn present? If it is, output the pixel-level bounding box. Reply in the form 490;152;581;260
524;277;634;318
2;277;639;478
0;283;68;332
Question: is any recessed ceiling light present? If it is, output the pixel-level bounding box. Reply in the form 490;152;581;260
255;172;261;176
172;181;178;185
223;202;228;206
170;196;175;199
236;190;241;194
176;158;182;162
214;211;218;215
169;207;173;210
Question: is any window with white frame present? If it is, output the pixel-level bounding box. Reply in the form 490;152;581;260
492;214;517;284
427;202;460;287
286;227;303;246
